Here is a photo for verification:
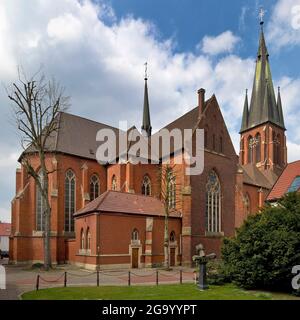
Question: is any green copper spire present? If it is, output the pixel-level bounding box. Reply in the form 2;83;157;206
277;86;285;129
240;89;249;133
141;63;152;137
241;21;285;133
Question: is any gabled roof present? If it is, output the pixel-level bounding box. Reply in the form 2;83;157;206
21;112;121;161
267;160;300;201
74;190;181;218
0;222;11;236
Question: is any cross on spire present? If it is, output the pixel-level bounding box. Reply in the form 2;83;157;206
259;6;265;25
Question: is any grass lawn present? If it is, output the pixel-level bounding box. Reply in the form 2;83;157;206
22;283;299;300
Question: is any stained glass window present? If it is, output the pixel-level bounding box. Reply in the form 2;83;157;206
65;169;76;232
90;174;100;201
142;175;151;196
205;170;221;233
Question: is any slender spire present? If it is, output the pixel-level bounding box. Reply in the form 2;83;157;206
141;62;152;137
240;89;249;133
240;11;285;133
277;86;285;128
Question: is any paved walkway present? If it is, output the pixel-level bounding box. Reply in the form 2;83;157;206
0;259;195;300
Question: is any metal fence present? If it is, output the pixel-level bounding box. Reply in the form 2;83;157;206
35;269;197;290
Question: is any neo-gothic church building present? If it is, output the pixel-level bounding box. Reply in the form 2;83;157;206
9;22;288;269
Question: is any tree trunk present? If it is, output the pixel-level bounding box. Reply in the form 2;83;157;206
164;210;169;269
40;153;52;270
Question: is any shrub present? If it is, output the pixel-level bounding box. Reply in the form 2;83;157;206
221;192;300;292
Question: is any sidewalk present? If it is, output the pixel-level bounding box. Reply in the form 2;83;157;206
0;259;196;300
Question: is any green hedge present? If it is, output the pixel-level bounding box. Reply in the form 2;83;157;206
221;192;300;293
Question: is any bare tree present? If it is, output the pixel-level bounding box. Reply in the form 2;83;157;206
159;164;180;270
8;69;69;270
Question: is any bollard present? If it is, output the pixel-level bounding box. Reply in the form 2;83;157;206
97;270;100;287
128;271;131;286
180;269;182;284
156;270;159;286
36;274;40;291
64;272;67;287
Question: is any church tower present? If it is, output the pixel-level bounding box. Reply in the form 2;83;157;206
141;62;152;137
239;18;287;174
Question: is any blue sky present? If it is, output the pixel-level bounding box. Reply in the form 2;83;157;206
0;0;300;222
108;0;300;78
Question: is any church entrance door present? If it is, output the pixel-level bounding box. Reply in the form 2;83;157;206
132;248;139;268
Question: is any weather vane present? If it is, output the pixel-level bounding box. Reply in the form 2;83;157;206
144;62;148;80
259;6;266;25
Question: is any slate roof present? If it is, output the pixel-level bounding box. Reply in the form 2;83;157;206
240;26;285;133
241;163;278;189
267;160;300;201
74;190;181;218
141;78;152;137
21;112;121;161
0;222;11;237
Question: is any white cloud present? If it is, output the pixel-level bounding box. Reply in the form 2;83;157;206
200;31;240;56
287;141;300;162
47;13;83;42
0;0;299;221
267;0;300;49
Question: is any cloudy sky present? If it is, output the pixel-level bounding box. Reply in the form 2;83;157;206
1;0;300;222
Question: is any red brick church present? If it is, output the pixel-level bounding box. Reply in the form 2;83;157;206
9;22;287;269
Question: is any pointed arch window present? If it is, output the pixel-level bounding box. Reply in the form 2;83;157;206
248;136;254;163
86;228;91;251
255;133;261;163
168;174;176;209
80;229;85;250
36;170;45;231
205;170;221;233
244;193;251;216
142;175;151;196
170;231;176;242
90;174;100;201
65;169;76;232
111;175;117;191
132;229;139;241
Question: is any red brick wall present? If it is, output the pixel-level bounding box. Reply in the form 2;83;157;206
239;123;287;172
73;212;181;267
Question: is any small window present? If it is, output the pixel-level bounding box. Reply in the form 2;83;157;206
86;228;91;250
170;231;176;242
244;193;251;215
111;175;117;191
80;229;85;250
142;175;151;196
132;229;139;241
